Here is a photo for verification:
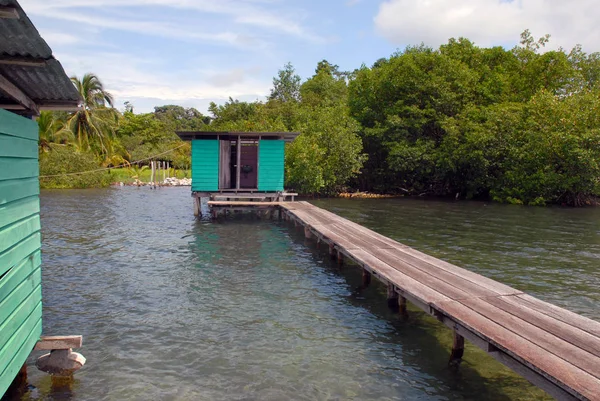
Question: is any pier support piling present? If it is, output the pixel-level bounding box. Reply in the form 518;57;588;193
36;349;85;376
387;284;399;311
304;226;312;239
5;363;27;397
362;269;371;288
193;196;201;217
449;331;465;368
337;250;344;265
398;295;408;318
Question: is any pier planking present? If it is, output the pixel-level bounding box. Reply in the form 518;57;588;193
276;201;600;401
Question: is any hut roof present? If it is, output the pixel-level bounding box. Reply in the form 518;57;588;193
176;131;300;142
0;0;81;115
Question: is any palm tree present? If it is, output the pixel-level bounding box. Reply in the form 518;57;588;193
102;136;131;168
72;73;114;108
68;73;118;155
128;163;149;179
38;111;74;152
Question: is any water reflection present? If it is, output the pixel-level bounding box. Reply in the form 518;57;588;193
11;189;597;400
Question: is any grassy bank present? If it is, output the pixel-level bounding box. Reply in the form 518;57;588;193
108;167;190;184
40;163;191;189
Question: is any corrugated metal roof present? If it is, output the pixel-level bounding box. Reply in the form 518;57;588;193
0;0;80;112
0;0;51;58
177;131;300;142
0;60;80;103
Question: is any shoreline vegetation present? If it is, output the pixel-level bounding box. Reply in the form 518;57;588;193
39;167;191;189
39;31;600;206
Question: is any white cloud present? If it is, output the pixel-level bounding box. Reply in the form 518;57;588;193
20;0;321;43
374;0;600;52
38;31;82;46
31;8;244;47
16;0;316;113
54;50;271;112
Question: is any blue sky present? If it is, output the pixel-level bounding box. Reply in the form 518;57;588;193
19;0;600;114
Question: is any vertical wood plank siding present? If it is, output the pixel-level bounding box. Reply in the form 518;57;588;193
258;140;284;191
0;109;42;396
191;140;219;192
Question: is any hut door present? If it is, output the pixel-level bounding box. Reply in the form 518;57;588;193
219;140;231;189
258;140;284;191
240;140;258;188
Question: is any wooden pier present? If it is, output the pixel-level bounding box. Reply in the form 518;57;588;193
269;201;600;401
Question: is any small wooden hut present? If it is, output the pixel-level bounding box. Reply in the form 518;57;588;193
177;131;298;192
0;0;81;396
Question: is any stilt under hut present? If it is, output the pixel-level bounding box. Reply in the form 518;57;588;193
0;1;85;397
176;131;299;216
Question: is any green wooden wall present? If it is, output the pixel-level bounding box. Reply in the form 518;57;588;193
191;140;219;192
258;140;284;191
0;109;42;396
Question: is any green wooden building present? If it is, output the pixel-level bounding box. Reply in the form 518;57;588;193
0;0;80;396
176;132;299;193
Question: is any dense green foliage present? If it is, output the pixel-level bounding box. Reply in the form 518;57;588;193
348;31;600;205
40;146;112;188
39;81;206;187
200;61;365;194
39;31;600;204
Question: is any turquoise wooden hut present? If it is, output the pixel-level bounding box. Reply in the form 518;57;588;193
0;0;80;396
176;131;299;194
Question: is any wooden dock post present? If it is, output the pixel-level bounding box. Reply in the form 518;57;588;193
150;160;155;188
362;269;371;288
337;250;344;265
387;284;399;311
304;226;312;239
449;332;465;368
5;363;27;397
398;295;408;318
193;195;201;217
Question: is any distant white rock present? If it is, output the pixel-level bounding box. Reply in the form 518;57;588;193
163;177;192;186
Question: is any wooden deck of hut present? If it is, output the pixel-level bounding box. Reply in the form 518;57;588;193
206;200;600;400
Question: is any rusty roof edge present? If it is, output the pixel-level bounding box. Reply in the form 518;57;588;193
175;131;300;142
176;131;300;136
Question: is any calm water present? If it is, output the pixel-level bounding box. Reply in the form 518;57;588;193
10;188;600;401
